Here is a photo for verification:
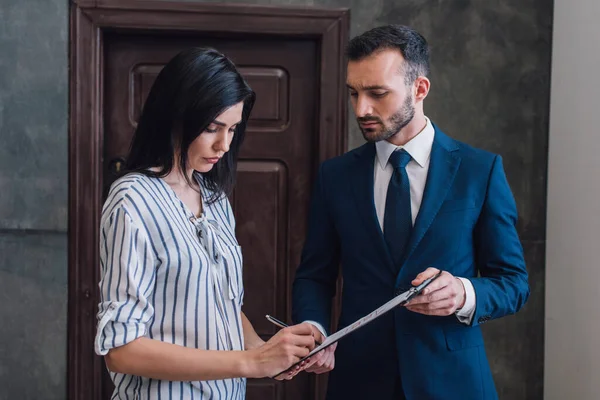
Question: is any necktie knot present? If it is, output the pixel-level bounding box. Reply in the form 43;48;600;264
389;149;412;170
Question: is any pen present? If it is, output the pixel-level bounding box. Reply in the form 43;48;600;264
265;314;288;329
265;315;322;346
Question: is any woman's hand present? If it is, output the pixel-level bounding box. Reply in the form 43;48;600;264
244;323;316;379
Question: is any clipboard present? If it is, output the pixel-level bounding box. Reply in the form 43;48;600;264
272;271;442;379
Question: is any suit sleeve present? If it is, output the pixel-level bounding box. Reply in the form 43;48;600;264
292;163;341;334
469;155;530;326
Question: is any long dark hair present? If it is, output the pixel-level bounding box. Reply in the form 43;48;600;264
125;47;255;204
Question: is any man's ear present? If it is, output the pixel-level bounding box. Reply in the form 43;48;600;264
414;76;430;102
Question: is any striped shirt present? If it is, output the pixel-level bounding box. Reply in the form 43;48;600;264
95;172;246;400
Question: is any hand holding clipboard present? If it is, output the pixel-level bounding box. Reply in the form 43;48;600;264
267;270;443;378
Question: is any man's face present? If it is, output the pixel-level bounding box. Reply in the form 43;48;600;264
347;49;416;142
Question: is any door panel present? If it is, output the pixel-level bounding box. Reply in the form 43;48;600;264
232;161;288;337
104;31;318;400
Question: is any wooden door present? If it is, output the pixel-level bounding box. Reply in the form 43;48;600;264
69;2;348;400
104;31;317;400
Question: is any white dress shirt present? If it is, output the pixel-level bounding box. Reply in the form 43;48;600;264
307;117;476;337
374;117;475;325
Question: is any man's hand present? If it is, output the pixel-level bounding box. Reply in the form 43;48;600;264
302;324;337;374
405;267;466;316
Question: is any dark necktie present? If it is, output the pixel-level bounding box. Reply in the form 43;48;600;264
383;149;413;269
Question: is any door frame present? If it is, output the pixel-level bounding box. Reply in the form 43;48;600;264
68;0;349;399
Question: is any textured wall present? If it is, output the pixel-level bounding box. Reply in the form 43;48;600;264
371;2;551;398
0;0;550;398
171;0;552;398
0;0;68;399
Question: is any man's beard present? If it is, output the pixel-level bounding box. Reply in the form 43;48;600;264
357;95;415;143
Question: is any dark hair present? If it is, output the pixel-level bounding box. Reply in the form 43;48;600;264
346;25;430;84
125;47;255;204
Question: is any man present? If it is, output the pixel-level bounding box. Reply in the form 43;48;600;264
292;25;529;400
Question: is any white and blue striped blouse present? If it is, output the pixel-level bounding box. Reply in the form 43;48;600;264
95;172;246;399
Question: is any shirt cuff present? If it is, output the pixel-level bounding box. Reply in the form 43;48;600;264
304;320;328;338
455;277;476;325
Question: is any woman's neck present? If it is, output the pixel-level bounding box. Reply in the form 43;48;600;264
151;164;197;190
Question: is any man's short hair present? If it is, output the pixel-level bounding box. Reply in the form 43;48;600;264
346;25;430;84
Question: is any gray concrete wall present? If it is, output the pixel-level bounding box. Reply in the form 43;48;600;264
176;0;551;398
0;0;69;399
0;0;551;398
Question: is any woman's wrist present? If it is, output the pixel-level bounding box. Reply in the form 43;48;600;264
240;348;261;378
245;335;265;351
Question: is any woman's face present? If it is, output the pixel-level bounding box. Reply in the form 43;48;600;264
188;101;244;173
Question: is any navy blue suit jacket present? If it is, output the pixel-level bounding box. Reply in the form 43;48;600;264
292;126;529;400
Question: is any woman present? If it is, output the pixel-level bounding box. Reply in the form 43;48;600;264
95;48;315;399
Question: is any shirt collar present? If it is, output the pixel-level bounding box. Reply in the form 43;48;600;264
375;116;435;169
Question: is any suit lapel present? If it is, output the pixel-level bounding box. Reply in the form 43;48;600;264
397;129;461;282
351;143;396;274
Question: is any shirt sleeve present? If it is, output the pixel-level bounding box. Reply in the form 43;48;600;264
455;277;476;325
304;320;328;338
95;205;157;356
